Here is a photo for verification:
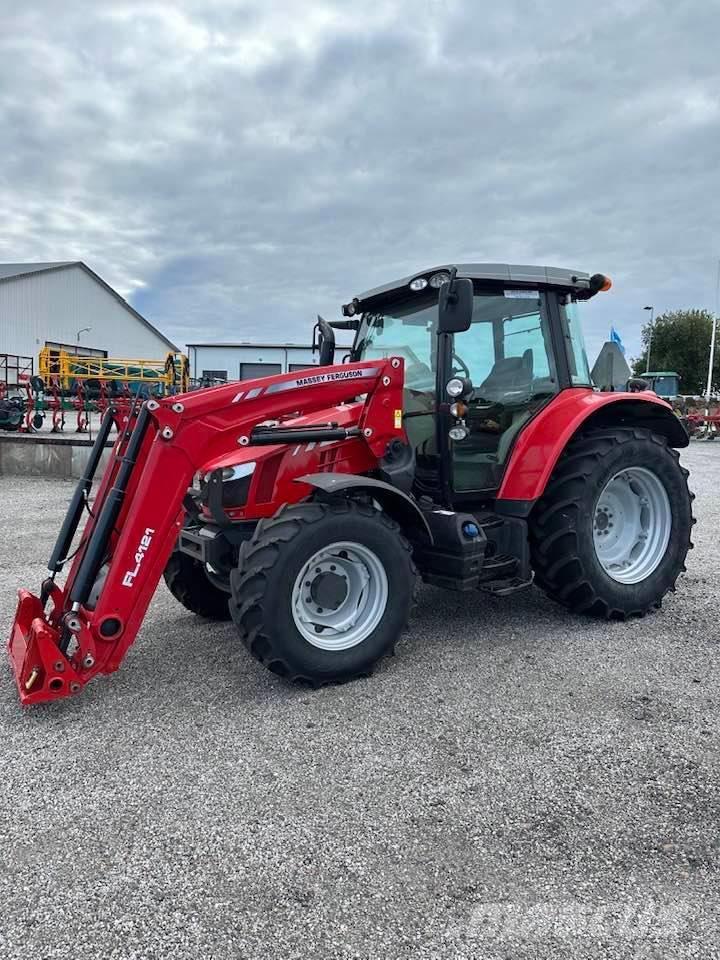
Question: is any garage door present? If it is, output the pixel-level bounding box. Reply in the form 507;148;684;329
239;362;282;381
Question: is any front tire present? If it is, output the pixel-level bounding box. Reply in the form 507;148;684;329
529;428;693;619
163;549;232;620
229;500;416;684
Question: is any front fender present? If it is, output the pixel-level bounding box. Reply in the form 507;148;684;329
297;473;433;543
497;388;688;504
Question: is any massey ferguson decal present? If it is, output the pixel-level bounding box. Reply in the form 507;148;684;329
122;528;155;588
231;367;380;401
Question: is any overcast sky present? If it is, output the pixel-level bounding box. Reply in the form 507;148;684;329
1;0;718;362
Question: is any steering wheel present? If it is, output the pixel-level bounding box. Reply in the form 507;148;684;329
451;353;471;379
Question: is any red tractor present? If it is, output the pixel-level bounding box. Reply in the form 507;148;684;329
9;264;693;705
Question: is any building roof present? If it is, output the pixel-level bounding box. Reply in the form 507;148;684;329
0;261;75;281
187;341;354;350
0;261;178;351
187;342;321;349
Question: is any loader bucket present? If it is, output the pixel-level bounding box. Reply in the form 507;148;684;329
8;590;83;705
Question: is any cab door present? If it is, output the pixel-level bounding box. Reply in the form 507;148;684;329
449;290;560;496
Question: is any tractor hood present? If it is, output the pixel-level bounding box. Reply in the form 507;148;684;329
198;400;366;475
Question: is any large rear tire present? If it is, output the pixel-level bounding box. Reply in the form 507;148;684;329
229;500;416;684
163;549;232;620
529;428;693;619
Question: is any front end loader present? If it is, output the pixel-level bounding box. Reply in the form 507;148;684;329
8;263;693;705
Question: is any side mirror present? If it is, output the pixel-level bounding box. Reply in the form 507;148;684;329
438;276;473;334
313;315;336;367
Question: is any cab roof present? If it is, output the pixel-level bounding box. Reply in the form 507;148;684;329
350;263;592;310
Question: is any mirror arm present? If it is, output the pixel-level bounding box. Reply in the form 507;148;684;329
446;265;458;303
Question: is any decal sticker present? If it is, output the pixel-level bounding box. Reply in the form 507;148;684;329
504;289;539;299
264;367;380;395
122;528;155;588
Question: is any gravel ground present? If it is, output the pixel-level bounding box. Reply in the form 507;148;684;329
0;443;719;959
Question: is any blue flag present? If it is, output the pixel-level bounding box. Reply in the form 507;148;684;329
610;326;626;355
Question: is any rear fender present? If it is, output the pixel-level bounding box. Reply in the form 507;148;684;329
297;473;433;544
497;389;689;504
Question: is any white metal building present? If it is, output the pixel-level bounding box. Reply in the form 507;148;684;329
187;342;353;384
0;262;177;363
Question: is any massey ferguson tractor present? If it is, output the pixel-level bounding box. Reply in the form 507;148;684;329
8;264;694;705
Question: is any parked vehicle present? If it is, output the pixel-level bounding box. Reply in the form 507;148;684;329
9;263;693;704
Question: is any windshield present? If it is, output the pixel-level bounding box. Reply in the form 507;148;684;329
355;295;438;391
651;376;678;396
354;290;558;401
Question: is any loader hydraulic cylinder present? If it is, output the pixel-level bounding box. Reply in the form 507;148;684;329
68;405;152;608
47;407;116;574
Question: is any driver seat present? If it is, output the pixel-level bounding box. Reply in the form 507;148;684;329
478;349;534;402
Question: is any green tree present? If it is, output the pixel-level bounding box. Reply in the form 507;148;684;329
632;309;719;395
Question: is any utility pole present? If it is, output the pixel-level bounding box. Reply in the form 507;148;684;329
643;306;654;373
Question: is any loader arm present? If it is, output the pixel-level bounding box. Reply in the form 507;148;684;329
8;359;405;704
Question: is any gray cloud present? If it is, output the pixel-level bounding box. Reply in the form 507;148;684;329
1;0;718;362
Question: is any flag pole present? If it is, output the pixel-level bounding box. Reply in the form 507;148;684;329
705;260;719;404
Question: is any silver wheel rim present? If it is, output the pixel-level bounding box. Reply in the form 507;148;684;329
593;466;672;584
291;541;389;651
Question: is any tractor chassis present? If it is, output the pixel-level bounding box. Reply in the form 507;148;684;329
177;499;533;597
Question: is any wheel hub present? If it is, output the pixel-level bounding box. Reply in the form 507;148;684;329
292;541;389;651
309;569;348;611
592;466;671;584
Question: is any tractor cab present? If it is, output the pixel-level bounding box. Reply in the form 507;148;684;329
340;264;603;503
639;371;681;402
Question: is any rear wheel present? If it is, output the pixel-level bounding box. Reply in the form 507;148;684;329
229;499;416;684
163;549;232;620
529;428;693;618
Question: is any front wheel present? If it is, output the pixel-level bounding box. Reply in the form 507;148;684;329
529;428;693;619
163;549;232;620
229;500;416;684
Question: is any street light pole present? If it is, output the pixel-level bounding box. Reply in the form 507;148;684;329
76;326;91;345
643;306;654;374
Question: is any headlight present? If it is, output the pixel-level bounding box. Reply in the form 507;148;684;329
446;378;465;398
409;277;428;291
201;462;256;509
449;424;469;441
204;462;256;484
429;271;451;288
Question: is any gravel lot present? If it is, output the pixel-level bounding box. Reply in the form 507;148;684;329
1;443;719;959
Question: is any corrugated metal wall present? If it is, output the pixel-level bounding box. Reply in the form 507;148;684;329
0;266;172;361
